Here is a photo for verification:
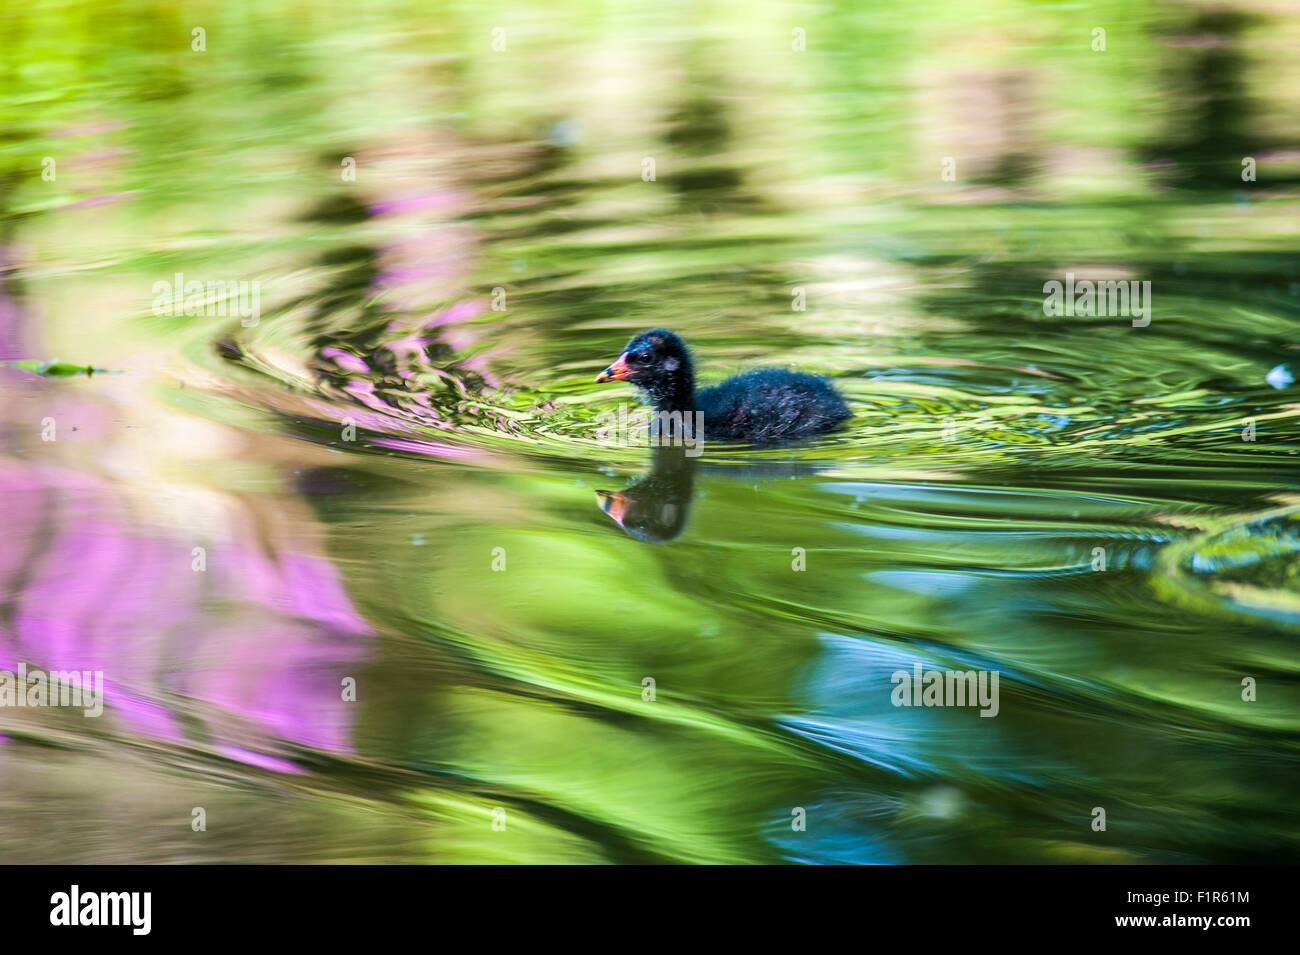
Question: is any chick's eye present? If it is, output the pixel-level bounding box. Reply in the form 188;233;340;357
630;353;649;364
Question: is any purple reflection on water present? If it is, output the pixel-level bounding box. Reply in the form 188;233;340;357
0;461;369;766
0;257;370;771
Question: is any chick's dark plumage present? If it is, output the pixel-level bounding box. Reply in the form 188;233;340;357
698;367;850;441
595;329;850;443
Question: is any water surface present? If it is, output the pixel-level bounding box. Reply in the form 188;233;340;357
1;0;1298;863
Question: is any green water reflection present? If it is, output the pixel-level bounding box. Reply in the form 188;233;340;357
0;0;1298;863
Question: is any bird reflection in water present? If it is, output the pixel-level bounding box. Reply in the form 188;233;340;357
595;444;831;543
596;445;696;543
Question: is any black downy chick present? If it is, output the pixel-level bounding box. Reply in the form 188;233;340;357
595;328;850;443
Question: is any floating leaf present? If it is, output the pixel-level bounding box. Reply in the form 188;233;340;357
2;359;121;378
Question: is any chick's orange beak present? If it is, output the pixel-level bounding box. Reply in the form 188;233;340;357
595;490;629;525
595;352;631;383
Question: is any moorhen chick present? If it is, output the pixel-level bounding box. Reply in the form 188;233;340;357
595;329;850;443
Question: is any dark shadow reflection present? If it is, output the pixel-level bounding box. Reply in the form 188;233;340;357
595;443;836;543
596;445;696;543
1143;8;1291;188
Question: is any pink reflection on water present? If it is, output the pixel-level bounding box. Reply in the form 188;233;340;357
0;159;378;773
320;346;371;374
0;463;369;769
369;436;485;459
